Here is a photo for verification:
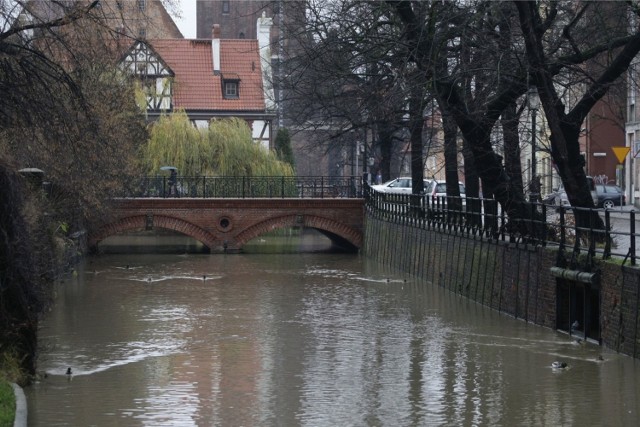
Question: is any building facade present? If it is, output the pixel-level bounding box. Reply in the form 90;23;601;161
120;22;274;147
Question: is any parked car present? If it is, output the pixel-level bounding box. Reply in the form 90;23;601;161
371;177;430;194
596;184;625;208
542;176;598;208
426;180;466;199
543;187;570;208
425;180;467;208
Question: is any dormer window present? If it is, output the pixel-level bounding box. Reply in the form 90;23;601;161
224;82;238;98
222;74;240;99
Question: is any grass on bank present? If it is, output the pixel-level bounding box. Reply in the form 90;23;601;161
0;379;15;426
0;348;24;426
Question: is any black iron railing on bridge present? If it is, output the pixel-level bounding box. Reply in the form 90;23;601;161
122;176;363;199
364;183;638;266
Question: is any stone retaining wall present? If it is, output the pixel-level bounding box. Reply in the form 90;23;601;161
364;215;640;359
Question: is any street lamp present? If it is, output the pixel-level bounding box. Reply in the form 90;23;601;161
528;87;540;202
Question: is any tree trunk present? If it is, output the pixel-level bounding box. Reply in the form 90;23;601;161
376;123;394;182
462;137;482;226
502;101;524;197
409;75;427;194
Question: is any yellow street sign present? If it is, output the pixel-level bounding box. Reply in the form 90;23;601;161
612;146;631;164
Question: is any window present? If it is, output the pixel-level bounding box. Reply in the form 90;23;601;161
222;74;240;99
222;1;230;14
138;28;147;39
224;81;238;98
116;1;122;10
137;0;146;12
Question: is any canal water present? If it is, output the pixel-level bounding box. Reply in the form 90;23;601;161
25;234;640;426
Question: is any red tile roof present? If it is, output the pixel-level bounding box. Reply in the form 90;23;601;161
147;39;266;112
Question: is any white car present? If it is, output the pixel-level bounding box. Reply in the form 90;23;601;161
371;177;430;194
426;180;466;201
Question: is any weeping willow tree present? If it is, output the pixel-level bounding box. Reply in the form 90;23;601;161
142;113;293;177
142;110;207;174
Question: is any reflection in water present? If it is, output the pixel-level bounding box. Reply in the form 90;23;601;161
244;228;336;254
99;229;208;254
99;227;336;254
26;253;640;426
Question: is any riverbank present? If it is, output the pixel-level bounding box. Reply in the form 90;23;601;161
0;379;15;425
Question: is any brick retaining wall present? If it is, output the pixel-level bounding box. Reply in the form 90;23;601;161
364;215;640;359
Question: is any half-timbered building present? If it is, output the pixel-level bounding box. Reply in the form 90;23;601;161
120;23;275;148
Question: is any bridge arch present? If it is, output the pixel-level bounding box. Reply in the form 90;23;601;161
235;214;362;252
89;215;216;251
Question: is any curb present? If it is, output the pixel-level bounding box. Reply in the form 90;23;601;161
10;383;26;427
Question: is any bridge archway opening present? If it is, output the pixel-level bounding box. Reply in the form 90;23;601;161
242;227;357;254
314;229;358;253
96;228;210;254
236;215;361;254
90;215;215;254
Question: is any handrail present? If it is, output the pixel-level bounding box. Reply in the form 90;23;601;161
121;176;363;199
363;183;638;266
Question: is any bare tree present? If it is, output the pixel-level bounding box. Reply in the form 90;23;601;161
389;0;640;236
280;0;425;184
0;0;148;379
516;1;640;234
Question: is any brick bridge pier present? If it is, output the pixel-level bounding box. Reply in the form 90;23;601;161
89;198;365;253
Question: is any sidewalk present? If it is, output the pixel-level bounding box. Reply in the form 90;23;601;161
604;204;636;218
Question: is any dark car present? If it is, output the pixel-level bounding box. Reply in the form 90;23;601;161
596;184;625;208
542;176;598;208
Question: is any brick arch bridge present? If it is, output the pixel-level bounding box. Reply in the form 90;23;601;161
89;198;364;253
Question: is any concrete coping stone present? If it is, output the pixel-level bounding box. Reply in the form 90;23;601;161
10;382;27;427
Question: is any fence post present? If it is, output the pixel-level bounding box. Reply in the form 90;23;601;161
163;176;167;198
541;203;548;245
603;211;611;259
631;211;636;266
558;208;566;253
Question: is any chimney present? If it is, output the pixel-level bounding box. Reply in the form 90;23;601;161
257;13;275;110
212;24;221;75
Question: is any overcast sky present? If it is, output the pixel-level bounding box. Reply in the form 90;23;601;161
175;0;197;38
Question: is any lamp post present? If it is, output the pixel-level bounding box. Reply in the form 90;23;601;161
528;88;540;202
